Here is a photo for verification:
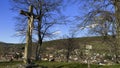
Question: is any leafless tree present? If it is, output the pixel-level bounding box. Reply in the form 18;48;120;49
62;31;78;62
10;0;64;60
74;0;120;63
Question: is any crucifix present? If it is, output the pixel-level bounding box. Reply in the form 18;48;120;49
20;5;35;64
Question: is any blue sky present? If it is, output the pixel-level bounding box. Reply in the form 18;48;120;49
0;0;20;43
0;0;87;43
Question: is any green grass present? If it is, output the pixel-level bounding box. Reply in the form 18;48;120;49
0;61;120;68
0;61;23;68
38;62;99;68
35;61;120;68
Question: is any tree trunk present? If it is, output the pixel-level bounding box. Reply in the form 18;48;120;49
66;51;70;62
35;19;42;61
35;1;43;61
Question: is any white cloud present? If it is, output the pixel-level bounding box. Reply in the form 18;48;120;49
15;31;26;35
80;23;98;30
52;31;61;35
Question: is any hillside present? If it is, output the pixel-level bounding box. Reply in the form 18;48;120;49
42;36;109;53
0;36;110;55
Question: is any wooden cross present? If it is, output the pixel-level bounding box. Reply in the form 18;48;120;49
20;5;35;64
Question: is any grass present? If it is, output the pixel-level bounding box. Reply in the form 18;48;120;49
0;61;120;68
35;61;120;68
37;61;100;68
0;61;23;68
38;62;120;68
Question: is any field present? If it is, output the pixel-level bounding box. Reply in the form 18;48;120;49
0;61;120;68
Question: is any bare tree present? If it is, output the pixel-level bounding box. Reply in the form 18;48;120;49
10;0;64;60
74;0;120;63
62;31;78;62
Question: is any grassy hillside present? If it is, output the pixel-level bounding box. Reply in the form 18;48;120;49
0;36;104;46
0;36;112;55
42;36;103;48
42;36;108;53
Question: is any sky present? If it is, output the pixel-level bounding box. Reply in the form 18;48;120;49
0;0;21;43
0;0;86;43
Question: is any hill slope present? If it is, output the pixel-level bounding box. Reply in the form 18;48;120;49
0;36;110;55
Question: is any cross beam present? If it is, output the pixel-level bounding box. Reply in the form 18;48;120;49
20;10;40;19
